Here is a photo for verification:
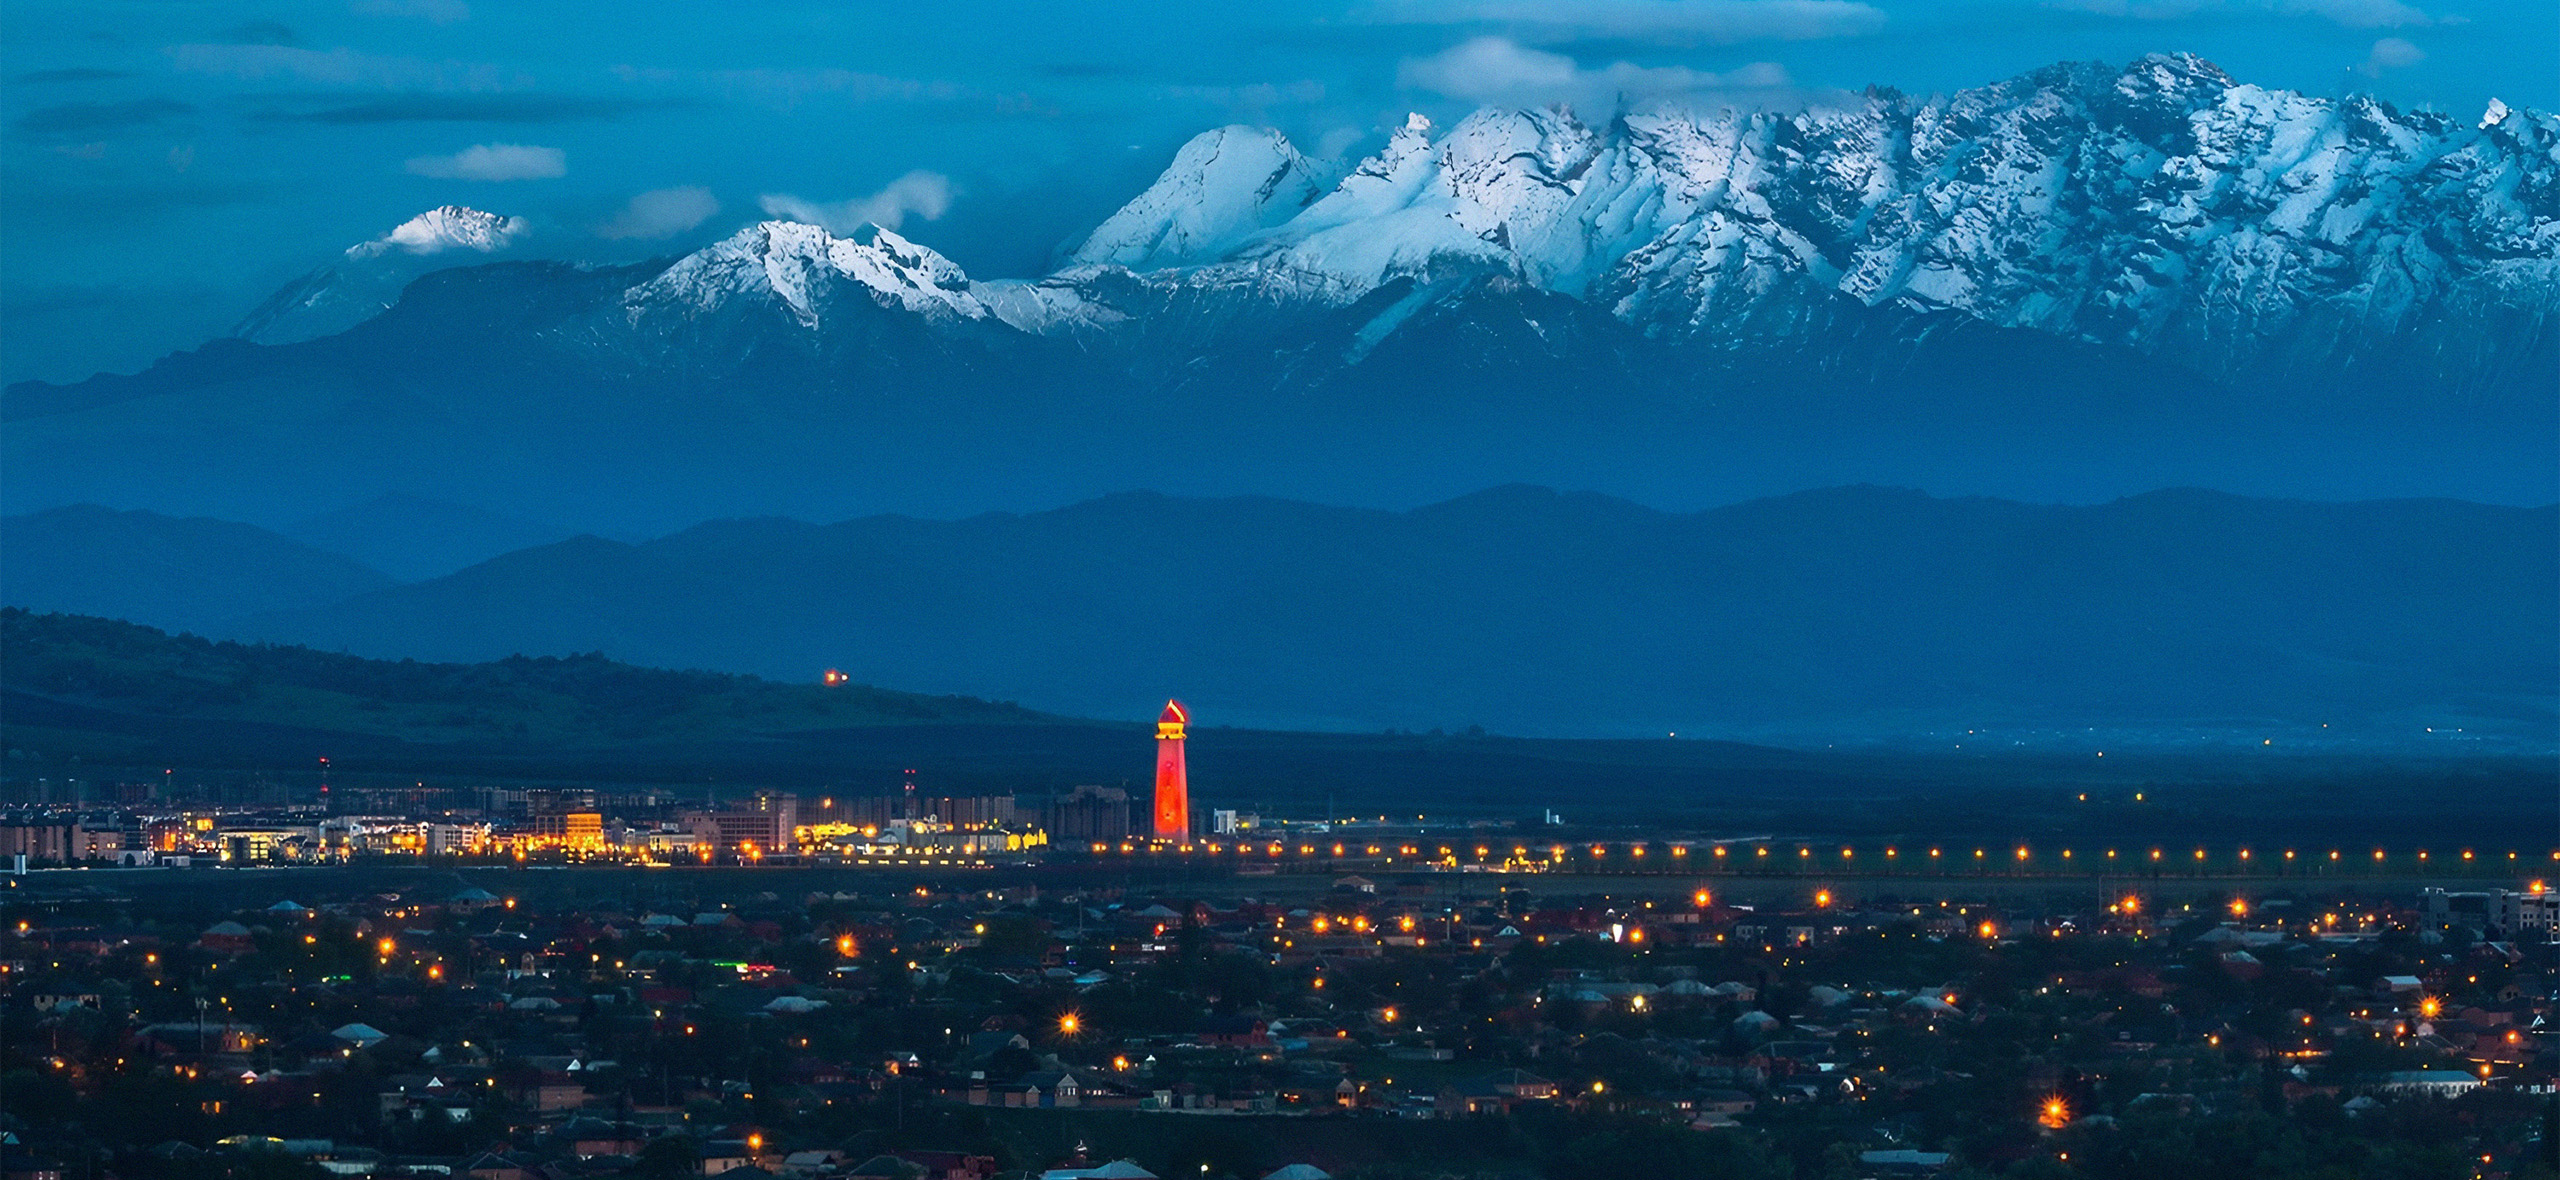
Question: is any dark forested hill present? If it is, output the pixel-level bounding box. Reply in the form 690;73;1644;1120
0;609;1062;759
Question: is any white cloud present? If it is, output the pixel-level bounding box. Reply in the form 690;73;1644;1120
758;171;954;234
388;211;525;254
598;186;722;240
1398;37;1790;106
346;208;530;258
1402;38;1581;98
404;143;565;180
1369;0;1885;42
2355;36;2426;75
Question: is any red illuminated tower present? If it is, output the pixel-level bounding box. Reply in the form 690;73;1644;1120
1153;700;1190;840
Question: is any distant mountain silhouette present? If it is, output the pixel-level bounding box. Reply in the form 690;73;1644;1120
2;504;395;632
127;484;2549;744
285;492;569;582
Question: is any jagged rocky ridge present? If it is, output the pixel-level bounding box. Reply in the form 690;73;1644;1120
595;53;2555;391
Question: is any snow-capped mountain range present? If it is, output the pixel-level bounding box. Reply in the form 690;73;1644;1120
222;55;2554;390
563;53;2551;391
8;55;2553;537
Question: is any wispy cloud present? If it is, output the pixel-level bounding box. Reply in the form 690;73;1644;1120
169;42;522;90
352;0;472;23
758;171;954;234
404;142;565;180
219;20;302;47
2051;0;2443;28
1367;0;1885;42
611;64;963;107
1399;37;1790;106
16;177;282;228
599;186;721;239
1162;79;1329;109
15;98;194;136
255;92;674;124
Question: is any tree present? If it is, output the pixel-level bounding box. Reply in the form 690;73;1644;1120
635;1134;702;1180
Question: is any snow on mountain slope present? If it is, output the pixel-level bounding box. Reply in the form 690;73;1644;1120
1062;125;1324;269
623;219;990;330
355;205;528;259
235;206;529;345
1049;54;2549;384
596;54;2551;389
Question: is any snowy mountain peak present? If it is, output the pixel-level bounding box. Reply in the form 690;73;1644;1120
2112;50;2233;96
1433;107;1601;246
1340;113;1437;192
2482;97;2512;129
1065;125;1323;269
234;206;531;344
349;205;528;260
623;219;986;329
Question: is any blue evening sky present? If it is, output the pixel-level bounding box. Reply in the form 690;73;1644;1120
4;0;2551;384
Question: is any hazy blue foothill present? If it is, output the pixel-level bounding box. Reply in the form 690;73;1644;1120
283;492;571;583
8;485;2550;745
0;503;396;632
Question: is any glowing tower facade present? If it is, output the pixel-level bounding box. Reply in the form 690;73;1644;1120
1152;699;1190;840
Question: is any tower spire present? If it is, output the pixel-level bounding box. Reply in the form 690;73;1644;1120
1153;700;1190;840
